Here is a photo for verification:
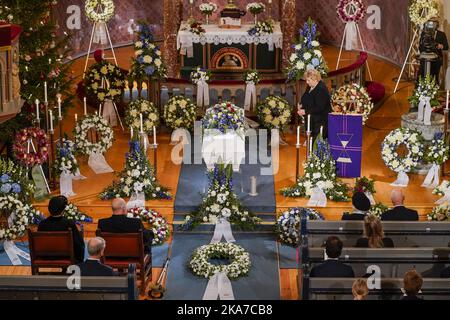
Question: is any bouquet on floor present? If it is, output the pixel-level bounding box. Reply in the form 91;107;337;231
129;22;167;80
257;96;292;130
202;102;246;135
368;203;389;219
54;137;79;176
63;202;93;224
408;75;440;110
281;139;350;202
286;17;327;82
424;132;449;166
0;158;34;203
427;204;450;221
100;140;171;200
127;207;170;245
181;164;261;231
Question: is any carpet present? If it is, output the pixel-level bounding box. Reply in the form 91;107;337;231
164;233;280;300
277;242;299;269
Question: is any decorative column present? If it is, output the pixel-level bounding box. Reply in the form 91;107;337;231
163;0;183;78
280;0;296;70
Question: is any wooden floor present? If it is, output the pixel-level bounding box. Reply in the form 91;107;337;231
3;45;441;300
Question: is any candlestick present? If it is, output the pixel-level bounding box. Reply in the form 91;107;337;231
307;114;311;133
153;126;157;145
140;113;144;133
309;137;313;155
57;96;62;119
35;99;40;120
130;127;134;139
249;176;258;196
446;90;449;110
49;110;54;132
44;82;48;103
75;113;78;122
296;126;300;145
84;97;87;115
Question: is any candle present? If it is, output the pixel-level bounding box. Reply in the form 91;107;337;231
130;126;134;139
153;126;157;145
268;0;272;3
75;113;78;122
140;113;144;133
320;126;323;137
44;82;48;103
250;176;258;196
35;99;40;120
296;126;300;145
57;96;62;119
307;114;311;133
189;0;193;4
446;91;449;110
83;97;87;115
49;110;54;132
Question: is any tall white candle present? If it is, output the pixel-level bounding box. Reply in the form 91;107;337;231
44;82;48;103
446;91;449;110
307;114;311;133
153;126;157;145
75;113;78;122
49;110;54;132
57;97;62;119
296;126;300;145
83;97;87;115
309;137;313;155
140;113;144;133
250;176;258;195
35;99;40;120
130;126;134;139
320;126;323;137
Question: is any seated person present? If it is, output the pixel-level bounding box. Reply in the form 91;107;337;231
352;278;369;300
38;195;85;263
355;215;394;248
77;237;117;276
381;189;418;221
98;198;153;254
341;192;371;221
310;236;355;278
440;266;450;278
401;270;423;300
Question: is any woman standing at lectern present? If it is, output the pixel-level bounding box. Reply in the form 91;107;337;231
297;69;332;141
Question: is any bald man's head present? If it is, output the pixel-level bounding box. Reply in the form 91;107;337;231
112;198;127;215
391;189;405;206
87;237;106;258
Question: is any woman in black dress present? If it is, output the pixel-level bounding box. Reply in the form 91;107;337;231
297;69;332;140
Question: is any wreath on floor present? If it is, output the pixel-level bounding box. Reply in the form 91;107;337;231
13;127;49;167
85;0;115;23
409;0;440;27
337;0;366;23
257;96;292;130
381;128;424;173
188;242;251;279
74;114;114;155
127;207;170;245
125;99;159;135
163;96;197;130
84;60;125;104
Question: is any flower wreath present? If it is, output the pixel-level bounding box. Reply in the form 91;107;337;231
331;83;374;124
189;242;251;280
427;204;450;221
125;99;160;135
257;96;293;130
381;128;425;173
337;0;366;23
163;96;197;130
275;207;324;247
127;207;170;245
13;127;49;167
85;0;115;23
74;114;114;155
0;196;40;241
84;60;125;104
409;0;440;27
424;133;449;166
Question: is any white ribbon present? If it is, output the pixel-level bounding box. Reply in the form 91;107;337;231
435;189;450;205
244;81;257;111
210;218;236;244
127;183;146;209
345;22;357;51
3;241;30;266
307;187;327;207
390;171;409;187
417;96;431;125
197;78;210;108
72;168;86;180
88;151;113;174
422;164;440;189
203;271;235;300
102;99;118;127
364;191;376;205
93;22;108;44
60;172;76;197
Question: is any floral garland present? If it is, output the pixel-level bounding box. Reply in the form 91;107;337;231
409;0;440;27
163;96;197;130
427;204;450;221
13;127;49;168
246;2;266;15
368;203;388;219
184;20;205;36
54;137;79;176
248;20;274;36
0;159;34;203
408;75;440;110
125;99;160;135
257;96;293;130
433;180;450;197
337;0;366;23
424;132;449;166
286;17;328;82
275;207;324;247
199;2;218;15
244;70;260;84
129;22;167;80
74;114;114;155
181;164;261;230
202;102;246;135
84;60;125;103
353;176;376;194
63;203;93;223
100;140;171;200
189;242;251;280
331;84;373;124
281;139;350;201
127;207;170;245
85;0;115;23
190;67;211;85
381;128;425;173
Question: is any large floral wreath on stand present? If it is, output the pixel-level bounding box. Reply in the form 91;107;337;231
127;207;170;245
125;99;160;136
281;139;350;202
74;114;114;156
189;242;251;280
286;17;328;82
163;96;197;131
100;140;171;200
181;164;261;231
331;84;374;124
275;207;324;247
257;96;292;131
13;127;49;168
409;0;440;28
381;128;425;186
421;132;449;188
337;0;366;23
85;0;115;23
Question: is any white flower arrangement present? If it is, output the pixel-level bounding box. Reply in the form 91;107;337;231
433;180;450;197
246;2;266;15
190;67;211;85
408;75;440;109
85;0;115;23
247;20;274;36
63;203;92;223
275;207;324;247
331;83;374;124
127;207;170;245
125;99;159;135
381;128;425;173
163;96;197;130
243;70;260;84
368;203;389;219
54;138;79;176
257;96;293;130
74;114;114;155
202;102;246;135
409;0;440;27
427;204;450;221
189;242;251;279
199;2;218;15
424;133;449;166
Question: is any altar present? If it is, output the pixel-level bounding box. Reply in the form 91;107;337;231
176;23;283;79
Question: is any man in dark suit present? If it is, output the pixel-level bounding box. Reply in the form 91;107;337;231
440;266;450;278
98;198;153;253
341;192;371;221
76;237;117;276
381;189;419;221
309;236;355;278
38;196;85;263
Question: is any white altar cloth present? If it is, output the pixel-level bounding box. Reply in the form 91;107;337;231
202;130;245;172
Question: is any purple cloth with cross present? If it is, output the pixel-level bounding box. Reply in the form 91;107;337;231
328;114;363;178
